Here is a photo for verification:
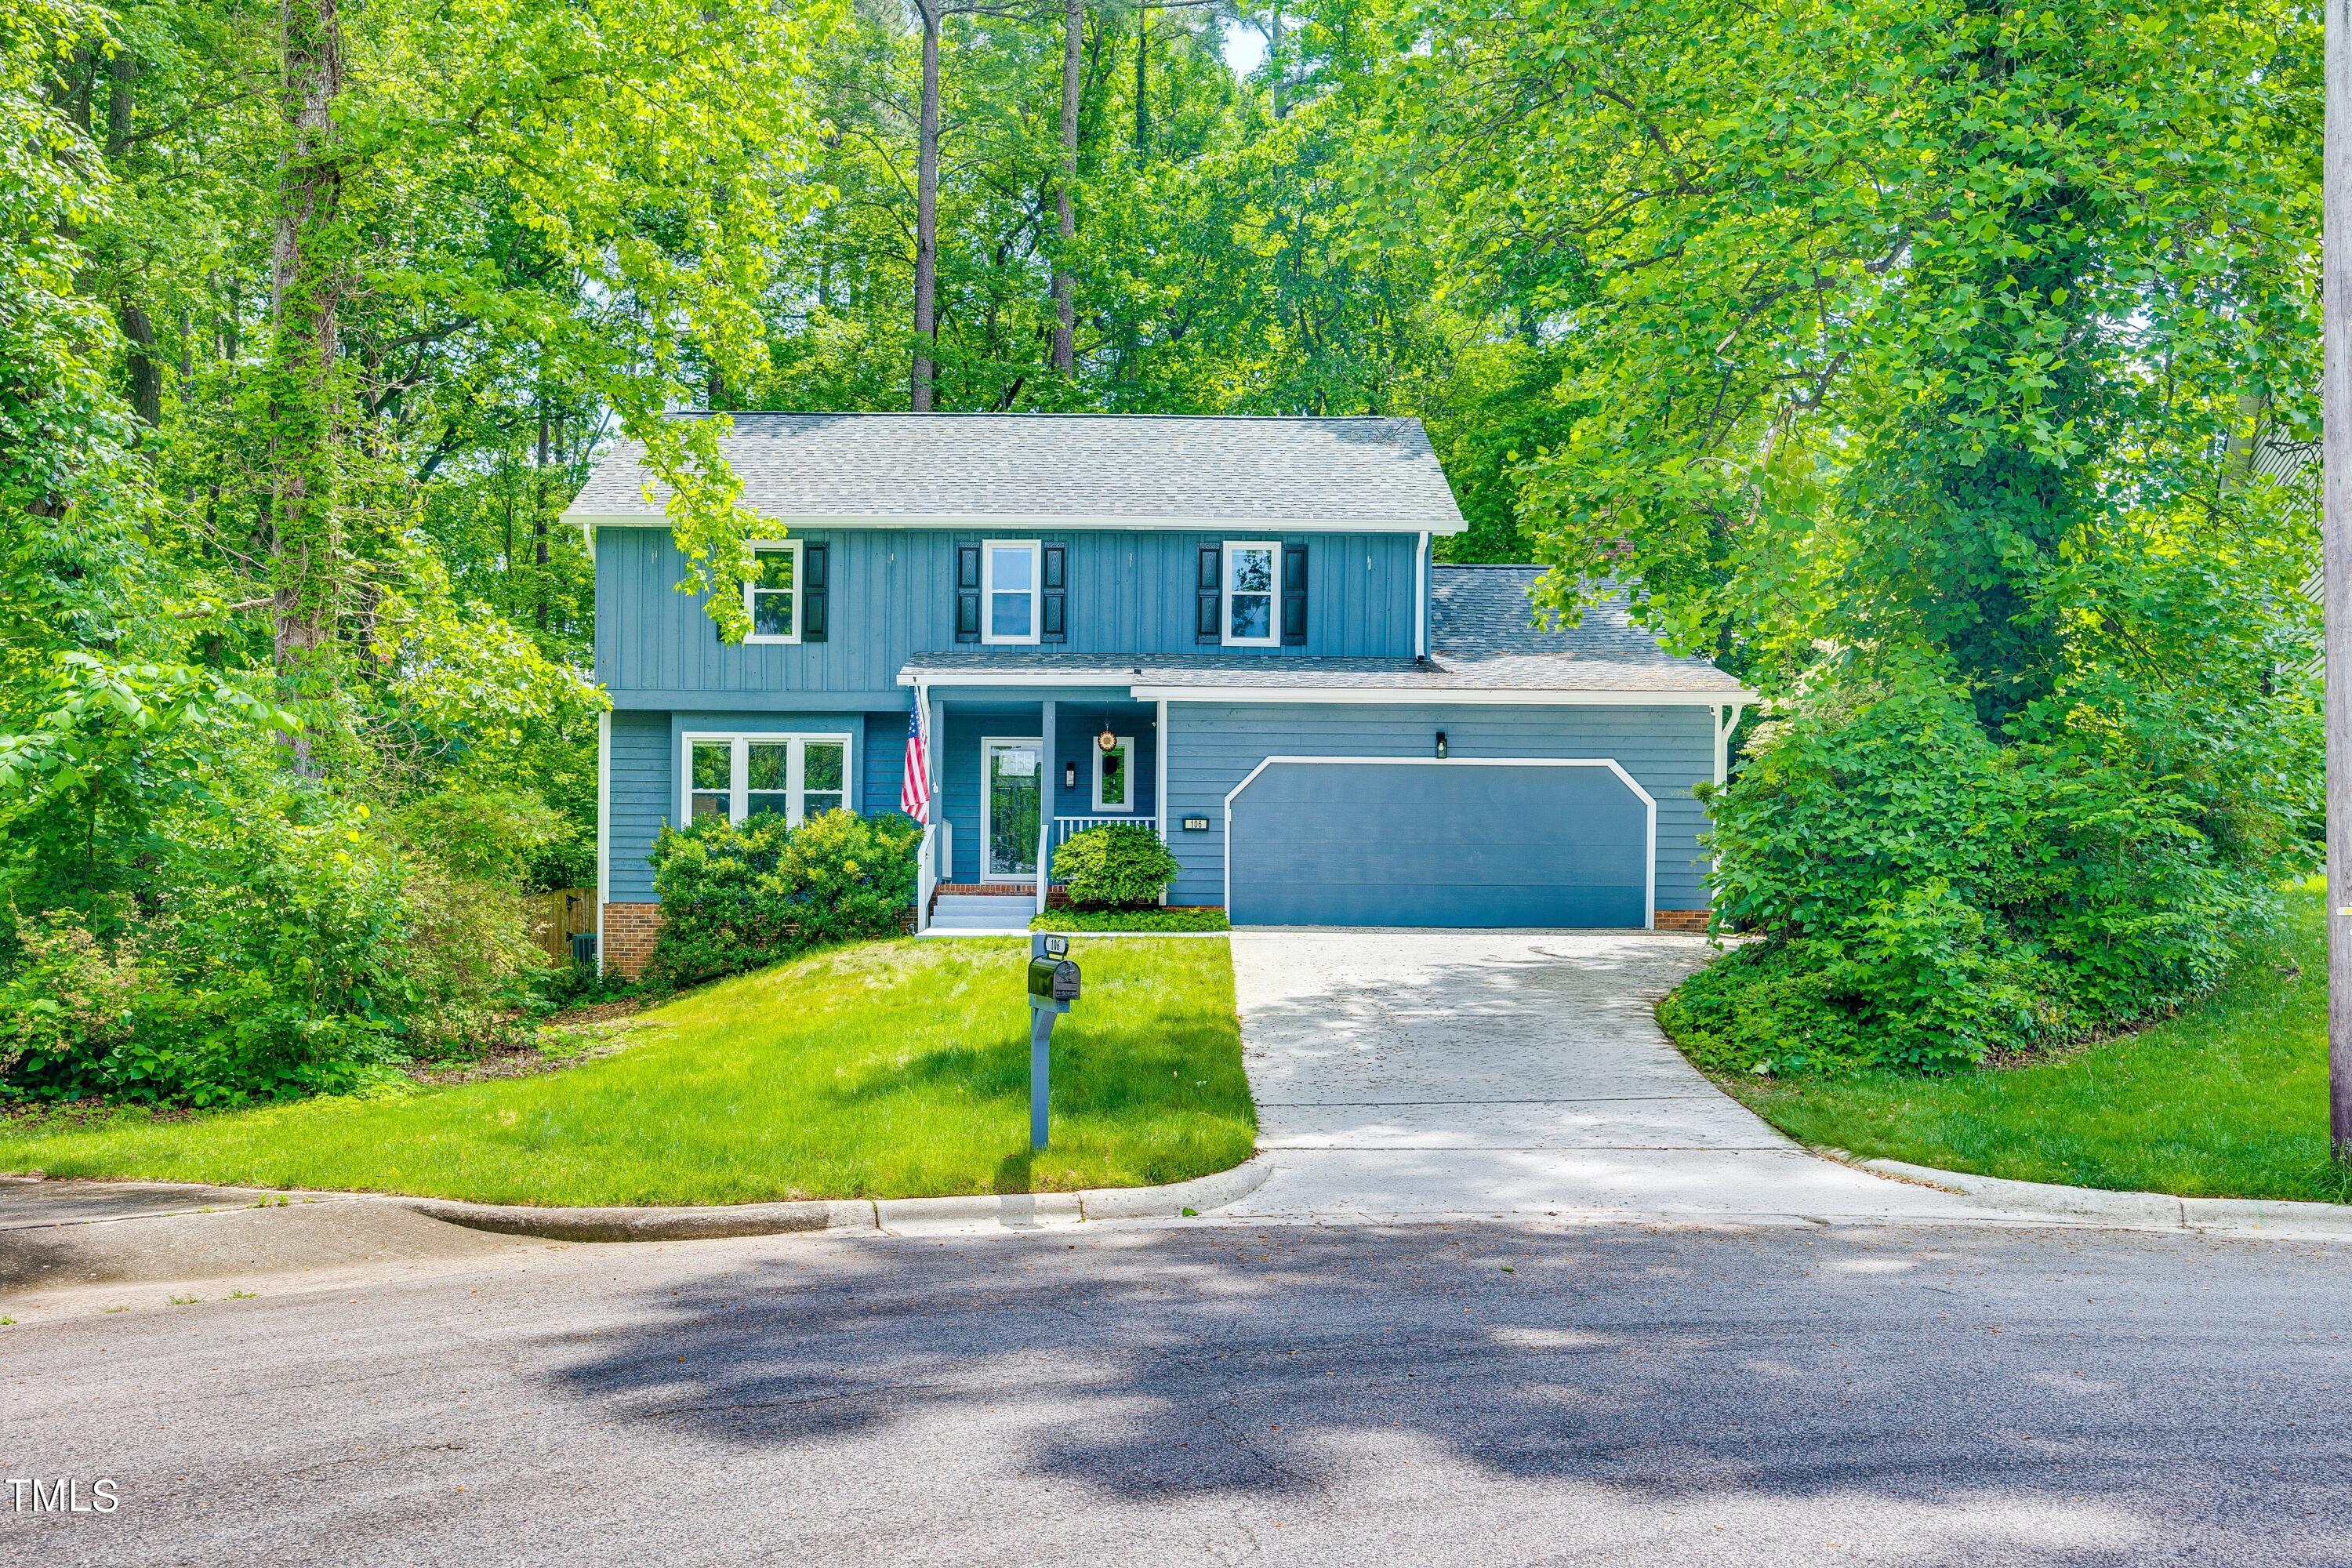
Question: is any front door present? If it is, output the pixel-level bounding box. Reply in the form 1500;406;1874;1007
981;738;1044;883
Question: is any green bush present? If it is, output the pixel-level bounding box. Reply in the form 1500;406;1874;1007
645;809;920;988
1664;665;2273;1077
1054;823;1180;909
0;797;547;1106
1032;906;1230;932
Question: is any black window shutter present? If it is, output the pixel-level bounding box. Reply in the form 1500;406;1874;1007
955;542;981;642
1281;544;1308;646
800;543;828;642
1196;543;1221;643
1041;543;1067;642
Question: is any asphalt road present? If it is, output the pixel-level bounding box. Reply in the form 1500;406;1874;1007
7;1219;2351;1567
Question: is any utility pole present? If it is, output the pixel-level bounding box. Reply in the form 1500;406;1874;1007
2328;0;2352;1160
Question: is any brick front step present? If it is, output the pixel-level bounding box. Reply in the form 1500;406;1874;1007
931;884;1074;909
1654;909;1711;934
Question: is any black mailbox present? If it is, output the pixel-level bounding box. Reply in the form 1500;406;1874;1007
1028;956;1082;1003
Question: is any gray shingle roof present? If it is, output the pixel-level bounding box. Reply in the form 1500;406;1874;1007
899;565;1749;696
566;412;1465;532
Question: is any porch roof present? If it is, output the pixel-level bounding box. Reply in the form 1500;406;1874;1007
899;566;1754;702
898;651;1749;702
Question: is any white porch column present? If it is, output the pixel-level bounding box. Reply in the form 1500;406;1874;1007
1037;696;1056;916
1155;698;1170;906
931;687;948;884
913;685;933;932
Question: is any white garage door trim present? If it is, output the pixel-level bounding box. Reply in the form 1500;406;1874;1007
1221;756;1658;929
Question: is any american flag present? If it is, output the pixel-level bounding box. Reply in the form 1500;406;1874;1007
900;704;931;823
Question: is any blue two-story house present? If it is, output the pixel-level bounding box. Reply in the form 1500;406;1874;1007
568;413;1753;971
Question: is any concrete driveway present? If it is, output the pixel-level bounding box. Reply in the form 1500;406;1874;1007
1222;930;1983;1225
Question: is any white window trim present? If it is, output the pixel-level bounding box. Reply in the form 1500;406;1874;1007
980;735;1045;883
1221;539;1281;648
678;730;855;827
980;539;1043;646
742;539;803;645
1091;735;1137;813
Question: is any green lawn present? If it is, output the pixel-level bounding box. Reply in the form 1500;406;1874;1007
0;937;1256;1207
1713;880;2352;1205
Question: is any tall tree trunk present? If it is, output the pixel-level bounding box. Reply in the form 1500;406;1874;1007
118;303;161;426
103;46;133;154
105;53;162;428
1268;0;1284;119
1051;0;1082;373
268;0;344;710
912;0;941;411
535;403;552;632
1133;12;1149;154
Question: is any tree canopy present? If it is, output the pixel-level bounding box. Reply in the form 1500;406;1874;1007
0;0;2325;1096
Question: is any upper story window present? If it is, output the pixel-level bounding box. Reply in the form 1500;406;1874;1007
684;731;851;826
744;541;800;643
1221;541;1279;647
982;539;1041;644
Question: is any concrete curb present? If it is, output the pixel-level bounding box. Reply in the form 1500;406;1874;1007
1080;1154;1274;1219
404;1196;877;1243
1860;1158;2352;1240
401;1156;1275;1242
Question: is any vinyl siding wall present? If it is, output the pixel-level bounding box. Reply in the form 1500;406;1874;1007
1158;702;1715;912
606;709;671;902
603;707;910;903
593;526;1425;705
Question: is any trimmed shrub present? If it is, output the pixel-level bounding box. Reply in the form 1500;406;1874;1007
1054;823;1180;909
645;809;920;988
1033;906;1229;932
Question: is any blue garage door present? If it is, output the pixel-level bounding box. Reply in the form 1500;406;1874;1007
1227;760;1650;927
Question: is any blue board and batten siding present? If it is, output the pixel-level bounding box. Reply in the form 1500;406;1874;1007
608;691;1716;920
1157;702;1715;915
603;706;909;902
593;526;1428;706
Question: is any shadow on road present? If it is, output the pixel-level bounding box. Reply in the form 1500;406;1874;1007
539;1221;2352;1559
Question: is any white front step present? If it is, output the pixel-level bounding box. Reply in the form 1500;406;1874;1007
927;893;1036;933
934;894;1035;915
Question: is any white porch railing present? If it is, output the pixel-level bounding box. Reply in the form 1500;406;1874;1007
916;823;935;931
1053;815;1163;844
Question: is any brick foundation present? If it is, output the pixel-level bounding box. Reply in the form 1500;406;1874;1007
599;902;663;978
1654;909;1711;934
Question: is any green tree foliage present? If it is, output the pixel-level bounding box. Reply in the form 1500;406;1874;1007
1369;0;2321;1068
0;0;833;1101
6;0;2325;1095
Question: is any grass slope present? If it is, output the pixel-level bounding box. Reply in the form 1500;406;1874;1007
1715;880;2351;1205
0;937;1256;1207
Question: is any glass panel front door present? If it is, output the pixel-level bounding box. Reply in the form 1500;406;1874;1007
983;739;1043;880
